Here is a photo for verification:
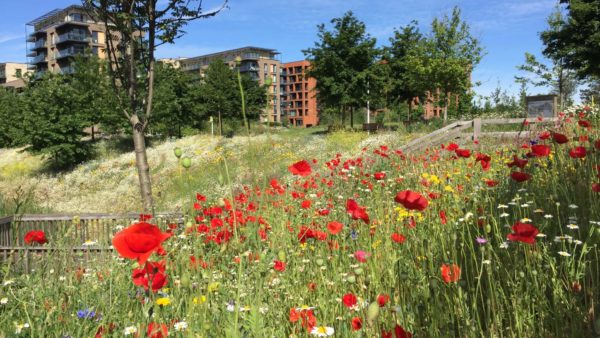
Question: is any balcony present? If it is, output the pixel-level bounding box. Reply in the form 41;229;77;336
56;33;90;44
54;47;85;60
238;64;259;73
33;39;47;49
58;66;75;75
55;15;91;29
30;54;47;64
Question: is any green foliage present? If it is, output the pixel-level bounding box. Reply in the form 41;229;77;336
22;74;93;170
304;11;379;127
151;62;202;138
517;8;579;109
541;0;600;79
425;7;484;120
0;88;27;147
385;21;428;112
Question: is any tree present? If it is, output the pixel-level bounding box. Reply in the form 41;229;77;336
541;0;600;79
22;74;93;169
304;11;378;129
0;88;27;148
514;52;578;108
385;21;429;121
517;7;579;109
200;60;237;136
426;7;483;121
70;54;120;140
152;62;201;138
580;78;600;103
84;0;228;211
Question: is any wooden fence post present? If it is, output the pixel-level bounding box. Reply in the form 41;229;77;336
473;118;481;143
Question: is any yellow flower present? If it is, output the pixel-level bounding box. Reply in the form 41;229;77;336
193;295;207;304
444;185;454;193
207;282;220;293
156;297;171;306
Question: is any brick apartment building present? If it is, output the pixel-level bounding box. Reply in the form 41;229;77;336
26;5;110;77
176;47;283;123
281;60;318;127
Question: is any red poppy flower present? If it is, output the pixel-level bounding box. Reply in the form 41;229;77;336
592;183;600;193
342;293;358;308
147;323;168;338
446;143;459;151
391;233;406;244
351;317;363;331
327;221;344;235
441;263;461;283
530;144;551;157
395;190;428;211
374;172;386;180
112;222;172;265
455;148;471;158
578;120;591;128
394;324;413;338
439;210;447;225
196;193;207;202
595;139;600;150
131;260;168;292
507;156;528;168
301;200;312;209
377;294;390;307
569;146;587;159
539;131;551;140
553;132;569;144
507;222;539;244
346;199;370;224
24;230;47;245
288;160;312;177
485;179;499;187
139;214;153;221
273;260;286;272
510;171;531;182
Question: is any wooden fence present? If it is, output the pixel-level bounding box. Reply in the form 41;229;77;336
400;117;558;153
0;213;183;273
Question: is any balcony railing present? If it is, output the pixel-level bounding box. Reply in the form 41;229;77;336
54;47;85;59
238;64;259;72
34;40;47;48
56;33;90;44
58;66;75;75
30;54;47;64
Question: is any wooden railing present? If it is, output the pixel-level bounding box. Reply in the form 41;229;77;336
0;213;183;273
401;117;559;153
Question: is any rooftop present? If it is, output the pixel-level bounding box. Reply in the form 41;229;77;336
183;46;279;62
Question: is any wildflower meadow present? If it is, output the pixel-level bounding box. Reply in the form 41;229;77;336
1;105;600;337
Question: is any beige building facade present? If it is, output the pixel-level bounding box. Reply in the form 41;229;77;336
177;47;283;123
26;5;109;77
0;63;29;85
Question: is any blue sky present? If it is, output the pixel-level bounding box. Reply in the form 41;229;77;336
0;0;559;99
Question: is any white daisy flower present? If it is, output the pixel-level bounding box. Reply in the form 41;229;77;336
124;326;138;335
544;214;553;219
566;224;579;230
558;251;571;257
174;321;188;331
568;204;578;209
0;297;8;305
311;326;335;336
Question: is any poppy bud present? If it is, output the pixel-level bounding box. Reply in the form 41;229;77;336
173;147;182;158
181;157;191;168
366;302;379;323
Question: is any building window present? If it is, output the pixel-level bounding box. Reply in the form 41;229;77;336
92;46;99;55
92;31;99;43
272;64;277;73
272;75;277;84
15;69;22;78
264;64;268;72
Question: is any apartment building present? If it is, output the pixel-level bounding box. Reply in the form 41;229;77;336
26;5;109;76
178;47;282;123
281;60;318;127
0;63;28;84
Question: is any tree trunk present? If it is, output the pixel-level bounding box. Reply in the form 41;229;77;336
406;99;413;122
218;110;223;136
443;91;449;124
350;107;354;130
91;125;95;141
132;121;154;213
